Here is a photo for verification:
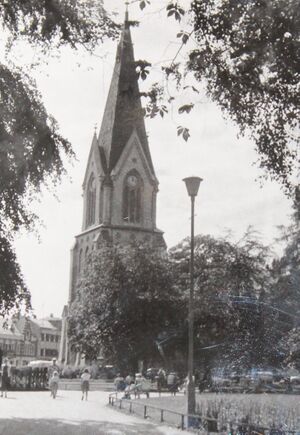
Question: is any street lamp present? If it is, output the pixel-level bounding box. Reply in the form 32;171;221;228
183;176;203;418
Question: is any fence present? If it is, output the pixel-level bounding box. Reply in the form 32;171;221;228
10;366;48;390
108;392;216;432
108;392;300;434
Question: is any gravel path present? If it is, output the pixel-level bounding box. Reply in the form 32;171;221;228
0;391;187;435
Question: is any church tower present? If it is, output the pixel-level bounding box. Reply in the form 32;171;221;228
59;12;166;364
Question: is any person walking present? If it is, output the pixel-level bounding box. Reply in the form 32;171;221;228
48;358;59;380
114;373;125;392
167;372;178;396
135;373;151;399
125;373;134;386
157;368;166;392
81;368;91;401
1;359;10;398
49;371;59;399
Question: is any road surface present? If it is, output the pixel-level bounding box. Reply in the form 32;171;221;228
0;390;187;435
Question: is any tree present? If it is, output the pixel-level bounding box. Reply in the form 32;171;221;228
272;186;300;316
68;246;179;373
281;327;300;371
0;0;119;313
169;230;281;371
271;187;300;363
139;0;299;193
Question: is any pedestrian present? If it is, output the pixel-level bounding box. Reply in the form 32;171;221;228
48;358;59;380
125;373;134;386
167;372;178;396
135;373;151;398
114;373;125;392
1;359;10;398
157;368;166;392
81;368;91;401
49;370;59;399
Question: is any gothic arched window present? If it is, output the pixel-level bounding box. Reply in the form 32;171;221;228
86;174;96;227
78;249;83;274
85;246;89;262
123;171;142;224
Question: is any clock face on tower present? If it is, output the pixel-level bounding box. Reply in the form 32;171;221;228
127;174;138;187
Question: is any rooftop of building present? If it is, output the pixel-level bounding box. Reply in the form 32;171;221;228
97;12;155;176
0;319;23;340
30;318;58;330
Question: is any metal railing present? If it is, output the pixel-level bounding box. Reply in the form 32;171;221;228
108;392;211;431
108;392;300;434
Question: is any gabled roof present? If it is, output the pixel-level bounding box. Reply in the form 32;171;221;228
0;319;23;340
98;14;155;175
30;318;57;330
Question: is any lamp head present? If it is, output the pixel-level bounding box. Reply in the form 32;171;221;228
183;176;203;197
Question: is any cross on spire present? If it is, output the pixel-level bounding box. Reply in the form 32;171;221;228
125;0;129;22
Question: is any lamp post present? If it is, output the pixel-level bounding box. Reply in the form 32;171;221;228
183;176;203;418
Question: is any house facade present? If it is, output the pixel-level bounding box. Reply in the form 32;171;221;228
0;314;62;366
0;318;37;367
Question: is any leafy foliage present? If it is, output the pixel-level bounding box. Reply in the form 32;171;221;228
189;0;300;192
177;126;190;141
169;231;281;370
139;0;151;11
0;0;118;314
68;228;300;372
0;236;30;314
0;0;119;49
68;246;179;372
138;0;299;193
0;66;72;234
282;327;300;370
166;2;185;22
272;187;300;316
141;83;168;118
135;60;151;81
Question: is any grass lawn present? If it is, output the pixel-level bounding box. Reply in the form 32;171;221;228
128;393;300;431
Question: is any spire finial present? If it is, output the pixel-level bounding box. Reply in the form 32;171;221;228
125;1;129;22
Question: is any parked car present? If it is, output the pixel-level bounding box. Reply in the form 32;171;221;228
290;374;300;385
249;369;274;383
145;368;160;381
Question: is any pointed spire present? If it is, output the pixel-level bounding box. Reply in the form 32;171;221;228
93;123;97;139
125;1;129;23
97;7;155;175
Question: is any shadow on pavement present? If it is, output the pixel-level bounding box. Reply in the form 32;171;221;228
0;418;163;435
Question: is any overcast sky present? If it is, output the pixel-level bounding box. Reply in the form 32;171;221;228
13;0;291;318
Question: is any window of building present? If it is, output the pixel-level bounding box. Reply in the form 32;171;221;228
123;172;142;224
85;246;89;264
86;174;96;227
46;334;49;342
78;248;83;274
41;333;44;341
41;349;44;356
45;349;58;357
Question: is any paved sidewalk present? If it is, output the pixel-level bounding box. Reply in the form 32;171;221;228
0;391;187;435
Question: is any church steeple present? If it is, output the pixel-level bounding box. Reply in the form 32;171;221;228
97;12;155;175
125;1;129;23
60;9;166;365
